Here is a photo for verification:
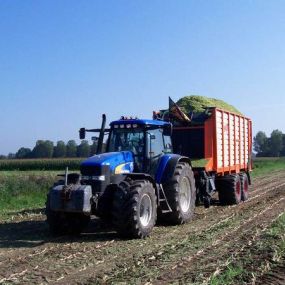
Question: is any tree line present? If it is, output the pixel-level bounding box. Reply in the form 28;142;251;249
254;129;285;157
1;129;284;159
0;140;99;159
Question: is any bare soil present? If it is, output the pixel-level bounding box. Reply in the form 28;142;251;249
0;171;285;285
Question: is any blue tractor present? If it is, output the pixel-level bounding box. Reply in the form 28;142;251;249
46;115;196;238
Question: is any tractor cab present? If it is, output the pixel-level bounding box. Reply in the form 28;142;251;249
107;117;173;175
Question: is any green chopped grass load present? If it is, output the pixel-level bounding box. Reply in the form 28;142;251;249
176;95;242;115
191;158;209;168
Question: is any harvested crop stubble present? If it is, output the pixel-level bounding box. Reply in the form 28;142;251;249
0;171;285;284
176;95;243;115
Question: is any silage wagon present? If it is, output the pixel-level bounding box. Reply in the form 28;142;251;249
161;106;252;207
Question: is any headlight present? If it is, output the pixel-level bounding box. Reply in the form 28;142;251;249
82;175;105;181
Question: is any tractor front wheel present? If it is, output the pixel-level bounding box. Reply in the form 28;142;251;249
112;180;157;238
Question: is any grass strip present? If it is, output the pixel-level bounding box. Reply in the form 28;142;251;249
0;172;57;219
252;157;285;178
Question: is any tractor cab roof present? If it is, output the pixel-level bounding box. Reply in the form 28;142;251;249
110;118;171;128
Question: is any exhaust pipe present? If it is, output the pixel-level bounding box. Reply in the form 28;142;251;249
96;114;106;154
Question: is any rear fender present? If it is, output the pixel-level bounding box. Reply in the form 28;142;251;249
157;154;192;184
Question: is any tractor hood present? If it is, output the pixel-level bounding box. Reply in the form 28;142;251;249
80;151;134;174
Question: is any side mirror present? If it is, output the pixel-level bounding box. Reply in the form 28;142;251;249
79;128;86;140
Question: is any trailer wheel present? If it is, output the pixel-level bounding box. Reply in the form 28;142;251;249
45;195;90;235
218;174;242;205
163;162;196;224
112;180;157;238
240;173;249;201
203;196;211;208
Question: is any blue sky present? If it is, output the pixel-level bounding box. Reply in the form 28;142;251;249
0;0;284;155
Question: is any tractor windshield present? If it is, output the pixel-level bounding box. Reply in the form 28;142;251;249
108;127;145;157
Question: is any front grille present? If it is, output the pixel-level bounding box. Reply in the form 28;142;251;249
80;164;111;195
80;164;109;176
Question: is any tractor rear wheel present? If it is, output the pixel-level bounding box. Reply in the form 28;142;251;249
163;162;196;224
240;172;249;201
218;174;242;205
112;180;157;238
45;195;90;235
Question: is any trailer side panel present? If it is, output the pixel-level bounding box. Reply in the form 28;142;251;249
172;108;252;174
214;109;252;174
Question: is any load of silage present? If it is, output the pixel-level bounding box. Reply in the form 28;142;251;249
176;95;243;115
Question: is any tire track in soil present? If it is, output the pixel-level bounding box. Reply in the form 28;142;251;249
0;172;280;265
0;175;282;282
105;188;285;284
55;180;285;284
206;213;285;285
152;197;285;284
0;169;279;260
0;172;285;284
251;170;285;186
255;257;285;285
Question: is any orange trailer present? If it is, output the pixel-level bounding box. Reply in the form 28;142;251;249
171;107;252;207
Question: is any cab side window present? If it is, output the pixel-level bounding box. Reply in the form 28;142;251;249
149;128;164;158
163;135;173;153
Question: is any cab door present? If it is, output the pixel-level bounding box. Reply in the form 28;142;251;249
146;128;165;177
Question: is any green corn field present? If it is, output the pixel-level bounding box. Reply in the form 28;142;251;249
0;158;83;171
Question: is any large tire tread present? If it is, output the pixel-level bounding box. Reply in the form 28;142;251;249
162;162;196;225
112;179;157;239
240;172;249;201
218;174;242;205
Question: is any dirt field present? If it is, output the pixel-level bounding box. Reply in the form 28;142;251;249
1;171;285;285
